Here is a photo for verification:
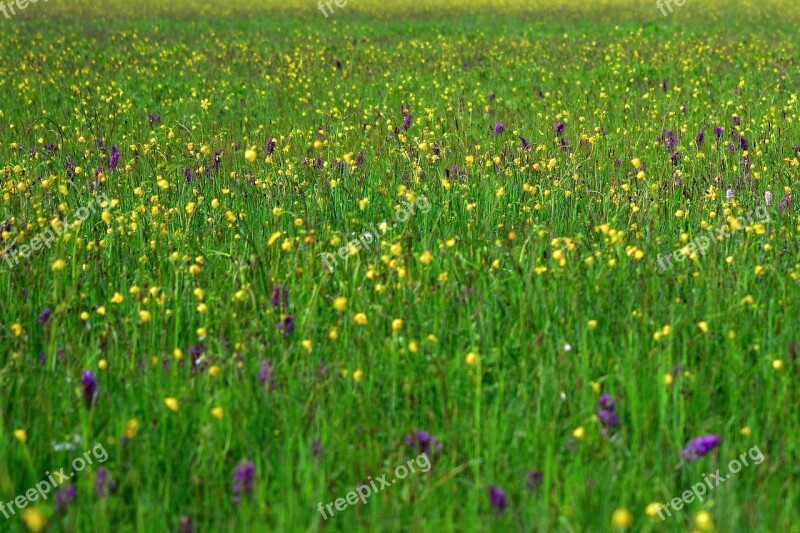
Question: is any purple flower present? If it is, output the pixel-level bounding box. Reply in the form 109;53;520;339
277;314;295;337
311;439;323;458
232;461;255;505
55;485;77;512
265;138;276;154
765;191;772;206
147;113;161;126
554;121;565;137
597;394;619;429
259;359;276;392
519;136;530;150
184;167;192;183
488;485;507;514
81;371;99;407
714;126;724;139
95;467;113;499
732;115;741;126
39;307;52;325
681;435;720;461
270;284;288;312
96;138;104;149
109;145;120;171
780;192;792;211
695;130;705;149
527;470;543;492
661;80;668;92
404;430;443;456
726;189;734;202
614;158;621;167
494;123;504;135
402;114;413;130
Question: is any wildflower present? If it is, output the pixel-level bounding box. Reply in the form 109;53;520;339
695;510;713;531
680;435;720;461
211;407;224;419
726;189;734;202
488;486;507;514
527;470;543;492
232;461;255;505
259;359;276;392
644;502;662;517
352;368;363;382
519;135;530;150
14;429;27;442
353;312;368;325
270;284;289;312
38;308;51;325
402;114;413;130
109;145;119;171
554;121;566;136
597;394;619;433
55;485;77;512
81;371;99;407
277;314;295;337
311;439;323;458
611;508;633;529
164;397;180;412
52;259;67;271
765;191;772;206
714;126;723;139
95;467;112;499
21;508;46;532
493;122;504;135
333;296;347;312
695;130;704;148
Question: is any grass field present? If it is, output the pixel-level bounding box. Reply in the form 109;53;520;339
1;0;799;531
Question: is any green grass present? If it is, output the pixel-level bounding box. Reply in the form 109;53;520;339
1;1;799;531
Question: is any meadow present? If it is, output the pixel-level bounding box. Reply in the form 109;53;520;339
1;0;799;531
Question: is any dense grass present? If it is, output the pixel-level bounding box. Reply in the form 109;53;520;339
1;1;799;531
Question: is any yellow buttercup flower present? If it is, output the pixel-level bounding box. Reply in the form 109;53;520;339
391;319;404;331
164;397;180;412
211;407;224;419
333;296;347;312
21;508;46;532
125;418;140;439
51;258;67;271
353;313;368;325
611;508;633;529
14;429;27;442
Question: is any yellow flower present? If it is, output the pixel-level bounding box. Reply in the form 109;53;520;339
590;381;601;394
21;508;46;532
11;323;22;336
572;426;585;440
51;259;67;271
208;365;220;377
392;319;404;331
353;313;368;325
408;340;419;353
211;407;224;419
631;158;642;169
465;352;478;365
301;339;313;351
611;507;633;529
697;321;709;333
419;250;433;265
587;319;598;330
268;231;282;246
772;359;783;371
98;359;108;370
139;310;152;323
352;368;363;382
333;296;347;312
754;265;765;276
244;147;257;163
123;418;140;439
111;292;124;304
664;373;674;386
328;327;339;340
14;429;27;442
164;397;180;412
644;503;662;517
740;426;752;438
694;510;713;531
